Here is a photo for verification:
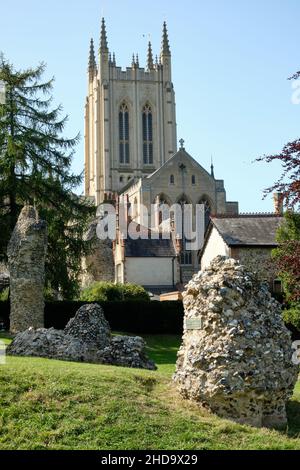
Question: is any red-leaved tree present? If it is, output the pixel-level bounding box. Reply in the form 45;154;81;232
257;70;300;303
256;140;300;209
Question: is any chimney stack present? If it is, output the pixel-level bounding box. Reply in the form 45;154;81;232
175;235;182;256
273;193;284;215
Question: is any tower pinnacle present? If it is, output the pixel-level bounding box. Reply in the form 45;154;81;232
211;156;215;179
147;41;154;70
161;21;171;57
100;17;109;53
88;38;96;72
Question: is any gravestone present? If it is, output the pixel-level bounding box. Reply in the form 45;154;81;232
8;206;47;334
173;256;299;428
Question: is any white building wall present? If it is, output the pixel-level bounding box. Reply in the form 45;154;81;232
201;227;230;270
125;258;176;286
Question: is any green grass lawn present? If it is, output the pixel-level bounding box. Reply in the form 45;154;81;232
0;332;300;450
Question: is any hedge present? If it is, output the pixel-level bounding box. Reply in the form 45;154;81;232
0;301;9;330
0;300;184;335
2;299;299;339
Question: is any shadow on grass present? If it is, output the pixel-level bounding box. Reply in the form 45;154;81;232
142;335;181;366
0;331;12;338
112;333;181;366
286;400;300;437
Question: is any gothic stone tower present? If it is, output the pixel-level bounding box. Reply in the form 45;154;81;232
84;19;177;205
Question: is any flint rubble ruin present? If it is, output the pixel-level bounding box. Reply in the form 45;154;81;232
174;256;299;428
8;304;156;370
8;206;47;334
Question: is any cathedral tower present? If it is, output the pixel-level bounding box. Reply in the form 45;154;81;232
84;19;177;205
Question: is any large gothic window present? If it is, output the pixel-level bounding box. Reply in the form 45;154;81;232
119;102;130;164
142;104;153;165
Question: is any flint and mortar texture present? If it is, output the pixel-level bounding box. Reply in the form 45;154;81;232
81;218;115;287
7;206;47;334
8;304;156;370
173;256;299;429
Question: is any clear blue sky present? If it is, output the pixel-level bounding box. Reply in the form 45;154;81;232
1;0;300;212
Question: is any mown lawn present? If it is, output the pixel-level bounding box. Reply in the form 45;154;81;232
0;332;300;450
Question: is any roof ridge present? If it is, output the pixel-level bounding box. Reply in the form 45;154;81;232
212;213;283;219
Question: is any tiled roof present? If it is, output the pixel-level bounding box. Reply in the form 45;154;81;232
212;215;283;246
125;237;176;257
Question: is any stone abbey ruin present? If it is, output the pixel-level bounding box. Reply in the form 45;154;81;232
174;256;298;428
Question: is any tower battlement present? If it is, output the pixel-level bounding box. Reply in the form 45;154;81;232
85;18;177;205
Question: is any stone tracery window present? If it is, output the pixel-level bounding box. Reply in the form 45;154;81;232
142;103;153;165
119;102;130;164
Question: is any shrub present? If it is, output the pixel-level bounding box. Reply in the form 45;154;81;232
0;288;9;302
122;284;150;301
80;282;150;302
283;303;300;332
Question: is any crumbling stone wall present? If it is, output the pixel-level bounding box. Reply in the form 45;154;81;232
8;206;47;334
8;304;156;370
173;256;299;428
81;219;115;287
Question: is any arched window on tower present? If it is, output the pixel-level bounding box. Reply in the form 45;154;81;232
170;174;175;184
199;197;212;232
142;104;153;165
119;102;130;164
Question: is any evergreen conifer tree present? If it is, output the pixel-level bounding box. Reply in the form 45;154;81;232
0;56;94;298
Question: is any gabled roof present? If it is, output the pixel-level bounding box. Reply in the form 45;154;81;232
211;215;283;247
146;148;215;182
